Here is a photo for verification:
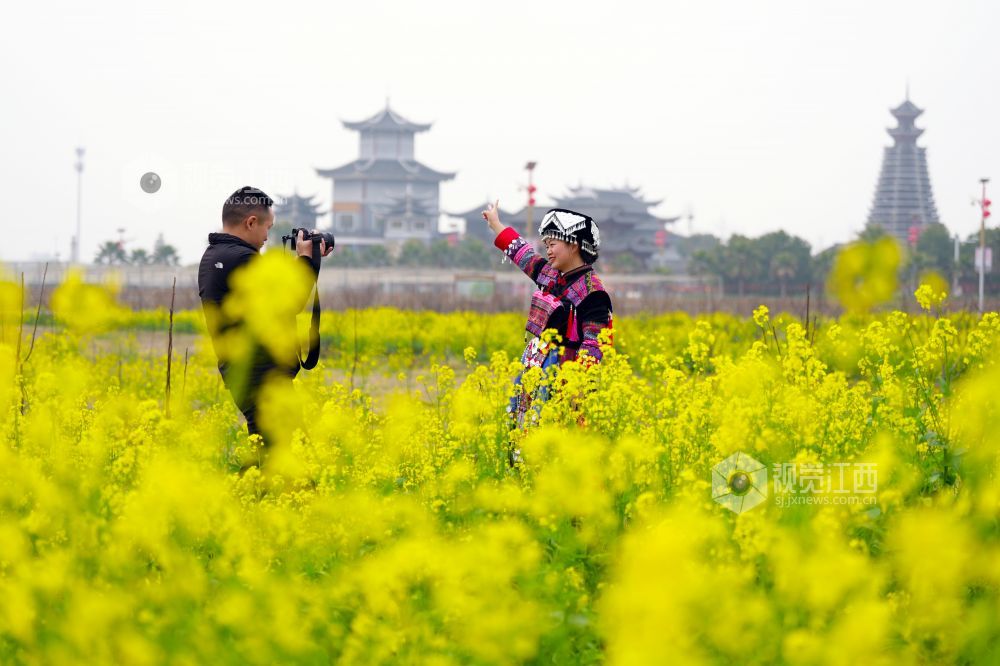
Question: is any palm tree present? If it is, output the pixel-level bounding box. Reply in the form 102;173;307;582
130;248;151;265
94;241;127;265
152;234;180;266
726;236;762;297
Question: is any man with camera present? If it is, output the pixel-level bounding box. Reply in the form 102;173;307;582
198;186;334;454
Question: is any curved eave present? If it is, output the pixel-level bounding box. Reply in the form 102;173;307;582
342;119;432;132
555;190;664;209
275;205;324;215
890;100;923;118
315;160;455;182
888;127;924;141
341;107;433;133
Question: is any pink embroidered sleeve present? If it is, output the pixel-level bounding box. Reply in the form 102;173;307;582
493;227;549;283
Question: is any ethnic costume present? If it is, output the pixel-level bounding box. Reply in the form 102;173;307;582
493;209;613;429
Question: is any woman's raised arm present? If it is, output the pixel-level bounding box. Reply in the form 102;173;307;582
482;200;550;284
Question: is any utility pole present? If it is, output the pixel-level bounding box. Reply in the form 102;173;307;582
72;147;85;264
978;178;991;313
524;162;537;240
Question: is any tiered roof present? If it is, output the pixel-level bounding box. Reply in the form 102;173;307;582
274;192;324;226
316;158;454;182
453;185;679;260
866;96;941;241
316;104;454;183
342;105;432;133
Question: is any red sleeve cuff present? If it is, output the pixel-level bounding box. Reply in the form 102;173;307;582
494;226;520;251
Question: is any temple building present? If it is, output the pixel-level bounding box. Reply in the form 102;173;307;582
455;185;680;270
267;192;324;248
316;104;455;247
274;192;324;229
865;96;941;244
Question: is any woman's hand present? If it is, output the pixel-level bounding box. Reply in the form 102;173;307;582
482;199;504;235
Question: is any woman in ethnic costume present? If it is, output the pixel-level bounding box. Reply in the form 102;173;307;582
482;201;614;434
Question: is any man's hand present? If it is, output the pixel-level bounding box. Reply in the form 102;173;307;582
296;229;334;258
482;200;504;235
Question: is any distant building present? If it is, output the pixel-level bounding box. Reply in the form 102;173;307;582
454;185;679;270
266;192;324;249
274;193;324;230
454;202;536;240
865;96;941;244
316;104;455;248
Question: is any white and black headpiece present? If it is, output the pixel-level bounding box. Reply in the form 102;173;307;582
538;208;600;261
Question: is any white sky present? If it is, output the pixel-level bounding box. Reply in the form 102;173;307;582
2;0;997;264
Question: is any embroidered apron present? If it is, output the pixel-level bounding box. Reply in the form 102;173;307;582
508;270;605;428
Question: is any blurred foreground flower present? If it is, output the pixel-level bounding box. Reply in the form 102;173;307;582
50;271;126;335
915;273;948;311
829;238;900;313
222;251;314;367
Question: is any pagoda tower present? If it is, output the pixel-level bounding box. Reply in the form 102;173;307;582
316;103;454;246
865;96;941;243
274;192;324;230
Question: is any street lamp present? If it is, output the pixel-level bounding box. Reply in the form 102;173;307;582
72;147;85;264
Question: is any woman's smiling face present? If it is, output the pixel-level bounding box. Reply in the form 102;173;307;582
543;237;581;272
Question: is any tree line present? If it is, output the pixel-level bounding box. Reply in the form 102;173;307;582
94;233;181;266
324;238;495;270
688;223;1000;297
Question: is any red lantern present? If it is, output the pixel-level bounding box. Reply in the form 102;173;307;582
984;197;992;219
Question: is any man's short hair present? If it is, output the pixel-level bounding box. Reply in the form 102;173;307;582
222;186;274;226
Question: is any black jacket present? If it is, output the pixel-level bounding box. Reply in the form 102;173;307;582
539;265;612;347
197;233;319;386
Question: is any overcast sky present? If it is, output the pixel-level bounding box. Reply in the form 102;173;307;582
2;0;997;264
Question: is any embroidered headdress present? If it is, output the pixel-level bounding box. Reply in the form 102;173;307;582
538;208;600;262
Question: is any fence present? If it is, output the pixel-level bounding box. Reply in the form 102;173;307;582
5;261;999;315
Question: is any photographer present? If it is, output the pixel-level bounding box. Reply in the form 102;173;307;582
198;186;333;453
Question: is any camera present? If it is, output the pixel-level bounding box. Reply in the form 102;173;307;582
282;228;336;253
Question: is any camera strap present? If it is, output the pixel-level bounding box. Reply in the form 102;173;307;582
299;241;322;370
